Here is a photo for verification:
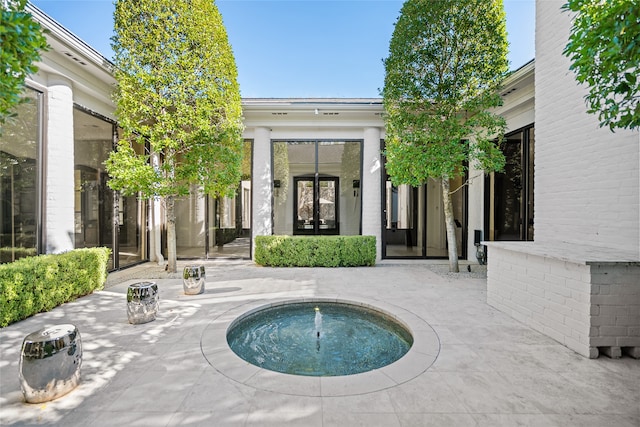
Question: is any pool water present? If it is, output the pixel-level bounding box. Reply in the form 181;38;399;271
226;301;413;377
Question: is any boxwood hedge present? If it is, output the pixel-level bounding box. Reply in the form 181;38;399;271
254;235;376;267
0;247;111;327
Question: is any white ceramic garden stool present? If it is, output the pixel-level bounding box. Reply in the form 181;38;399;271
19;324;82;403
183;265;205;295
127;281;159;324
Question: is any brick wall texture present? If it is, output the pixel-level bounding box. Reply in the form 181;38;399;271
535;0;640;254
487;1;640;358
488;245;640;358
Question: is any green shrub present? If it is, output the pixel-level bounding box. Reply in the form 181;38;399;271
0;247;37;263
254;235;376;267
215;228;239;246
0;247;111;327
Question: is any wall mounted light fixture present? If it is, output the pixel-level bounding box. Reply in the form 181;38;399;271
273;179;281;197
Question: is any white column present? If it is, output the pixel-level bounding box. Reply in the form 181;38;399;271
362;127;382;261
44;77;75;254
467;137;485;263
251;127;272;255
148;152;164;264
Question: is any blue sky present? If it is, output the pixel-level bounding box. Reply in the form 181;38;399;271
30;0;535;98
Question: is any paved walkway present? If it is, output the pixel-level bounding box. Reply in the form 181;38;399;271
1;260;638;426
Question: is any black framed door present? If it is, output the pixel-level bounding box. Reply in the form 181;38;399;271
382;177;467;259
485;126;534;242
293;175;339;235
383;182;425;257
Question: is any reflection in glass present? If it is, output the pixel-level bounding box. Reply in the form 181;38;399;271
73;108;115;269
177;139;252;259
486;126;534;242
273;140;361;236
384;177;465;258
116;127;145;267
527;128;535;240
294;177;338;234
175;187;206;258
494;132;523;240
385;182;423;257
0;89;41;263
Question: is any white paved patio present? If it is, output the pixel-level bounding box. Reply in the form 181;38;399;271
0;260;638;426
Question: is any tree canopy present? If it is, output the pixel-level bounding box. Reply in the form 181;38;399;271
0;0;48;126
383;0;509;271
106;0;243;271
563;0;640;131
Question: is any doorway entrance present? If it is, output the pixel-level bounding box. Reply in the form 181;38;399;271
272;140;362;236
382;177;466;259
485;126;534;242
293;176;339;235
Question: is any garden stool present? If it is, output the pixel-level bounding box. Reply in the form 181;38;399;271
183;265;206;295
127;281;159;324
19;324;82;403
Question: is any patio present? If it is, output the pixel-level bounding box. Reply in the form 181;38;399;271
0;260;638;426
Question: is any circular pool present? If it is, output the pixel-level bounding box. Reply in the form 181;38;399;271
226;300;413;376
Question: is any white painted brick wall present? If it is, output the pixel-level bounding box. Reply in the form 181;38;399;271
251;127;272;240
487;0;640;358
488;244;595;357
535;0;640;255
362;127;382;260
488;242;640;357
590;264;640;348
44;78;75;254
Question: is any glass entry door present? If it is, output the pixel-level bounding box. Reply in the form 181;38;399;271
384;182;425;257
294;176;338;235
383;177;466;259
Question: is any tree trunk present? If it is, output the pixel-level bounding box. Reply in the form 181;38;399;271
441;177;459;273
165;194;177;273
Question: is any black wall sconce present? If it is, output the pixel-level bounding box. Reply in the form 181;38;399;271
273;179;281;197
352;180;360;197
474;229;486;265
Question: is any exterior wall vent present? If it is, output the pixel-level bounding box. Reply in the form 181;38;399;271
62;51;87;66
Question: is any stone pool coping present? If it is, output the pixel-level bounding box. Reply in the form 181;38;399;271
200;295;440;397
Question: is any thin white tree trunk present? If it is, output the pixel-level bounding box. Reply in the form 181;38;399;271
166;194;177;273
441;177;459;273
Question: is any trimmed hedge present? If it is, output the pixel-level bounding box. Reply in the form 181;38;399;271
215;228;239;246
254;235;376;267
0;247;111;327
0;247;37;264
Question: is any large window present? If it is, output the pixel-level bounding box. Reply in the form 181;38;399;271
383;177;466;258
485;125;535;241
0;88;42;263
174;139;252;259
115;128;146;267
272;140;362;236
74;108;146;269
74;108;115;268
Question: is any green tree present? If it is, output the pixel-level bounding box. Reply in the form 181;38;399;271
563;0;639;130
106;0;244;272
383;0;509;272
0;0;48;126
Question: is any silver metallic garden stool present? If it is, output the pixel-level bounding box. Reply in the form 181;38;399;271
183;265;205;295
19;324;82;403
127;281;159;324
